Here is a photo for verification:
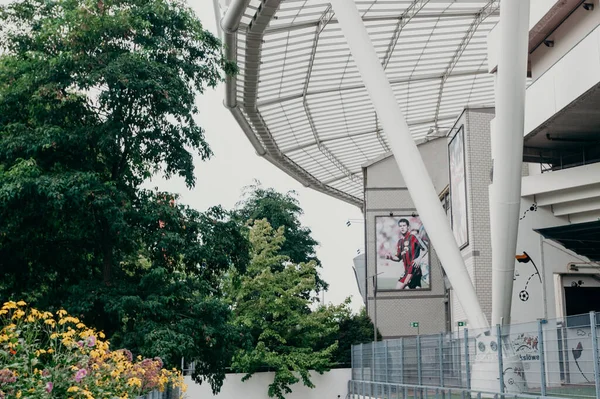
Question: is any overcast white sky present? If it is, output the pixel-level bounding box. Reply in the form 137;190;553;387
148;1;365;312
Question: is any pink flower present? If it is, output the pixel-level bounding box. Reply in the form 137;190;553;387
74;368;87;382
0;369;16;384
86;335;96;347
46;382;53;393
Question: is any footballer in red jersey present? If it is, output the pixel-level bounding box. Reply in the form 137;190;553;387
386;218;428;289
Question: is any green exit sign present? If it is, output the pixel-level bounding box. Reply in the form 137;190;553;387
458;321;466;327
411;322;419;328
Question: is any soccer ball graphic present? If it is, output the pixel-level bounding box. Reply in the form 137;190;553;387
519;290;529;302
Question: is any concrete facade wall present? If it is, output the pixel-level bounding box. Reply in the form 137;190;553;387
363;139;449;338
183;369;351;399
447;108;495;327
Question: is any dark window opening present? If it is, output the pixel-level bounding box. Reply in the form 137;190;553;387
564;286;600;327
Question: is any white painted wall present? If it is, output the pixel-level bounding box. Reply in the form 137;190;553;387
183;369;351;399
490;1;600;135
529;0;600;80
529;0;558;30
364;138;448;193
525;23;600;135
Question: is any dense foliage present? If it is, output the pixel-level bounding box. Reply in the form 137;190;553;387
235;183;327;292
0;0;242;391
318;304;381;367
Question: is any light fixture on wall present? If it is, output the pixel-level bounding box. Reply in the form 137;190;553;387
544;40;554;48
583;2;594;11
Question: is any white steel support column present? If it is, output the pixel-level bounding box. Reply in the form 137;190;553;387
490;0;530;326
329;0;489;331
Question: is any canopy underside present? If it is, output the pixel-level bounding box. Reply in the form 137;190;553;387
227;0;501;207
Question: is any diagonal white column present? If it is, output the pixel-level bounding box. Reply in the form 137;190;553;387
329;0;489;331
490;0;530;326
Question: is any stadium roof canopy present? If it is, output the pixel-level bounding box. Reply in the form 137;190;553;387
223;0;501;208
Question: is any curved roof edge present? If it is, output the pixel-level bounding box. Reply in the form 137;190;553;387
222;0;364;209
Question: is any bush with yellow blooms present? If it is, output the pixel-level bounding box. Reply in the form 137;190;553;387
0;301;186;398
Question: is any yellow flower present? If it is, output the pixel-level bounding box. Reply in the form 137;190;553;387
98;331;105;339
16;301;26;306
0;309;8;315
45;319;56;327
57;309;67;318
47;348;54;354
16;391;22;398
12;309;25;320
35;349;47;356
127;377;142;388
67;386;79;392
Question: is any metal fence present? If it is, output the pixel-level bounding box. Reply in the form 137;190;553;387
351;312;600;399
137;387;180;399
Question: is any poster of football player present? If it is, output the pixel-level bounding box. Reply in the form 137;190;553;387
376;216;430;291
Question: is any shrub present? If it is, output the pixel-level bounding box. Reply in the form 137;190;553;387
0;301;185;398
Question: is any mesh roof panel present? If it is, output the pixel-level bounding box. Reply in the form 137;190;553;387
226;0;501;207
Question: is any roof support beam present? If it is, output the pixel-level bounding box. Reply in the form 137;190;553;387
488;0;530;328
432;0;499;129
262;10;499;35
283;114;456;154
378;0;430;152
301;6;359;184
382;0;431;70
258;68;488;108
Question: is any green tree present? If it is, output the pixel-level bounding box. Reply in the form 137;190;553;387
234;183;327;292
0;0;233;298
64;197;250;392
316;302;381;367
228;219;338;399
0;0;242;391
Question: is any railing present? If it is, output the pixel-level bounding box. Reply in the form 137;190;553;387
348;381;563;399
137;388;180;399
351;312;600;399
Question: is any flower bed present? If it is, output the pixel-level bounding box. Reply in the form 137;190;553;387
0;301;186;398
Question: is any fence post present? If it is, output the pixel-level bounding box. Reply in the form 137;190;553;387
400;337;404;385
496;324;504;394
351;344;355;380
372;341;375;380
439;333;444;387
590;311;600;399
360;343;365;398
385;340;389;399
464;328;471;390
385;340;389;382
538;319;547;397
417;335;423;386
